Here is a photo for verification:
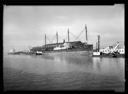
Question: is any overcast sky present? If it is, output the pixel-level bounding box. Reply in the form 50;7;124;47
4;5;124;52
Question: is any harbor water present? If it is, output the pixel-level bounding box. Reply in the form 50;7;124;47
3;53;125;92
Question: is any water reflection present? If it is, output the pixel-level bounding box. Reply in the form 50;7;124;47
4;54;124;79
53;55;93;65
92;57;124;80
30;55;54;60
4;54;125;91
92;57;102;73
52;55;94;73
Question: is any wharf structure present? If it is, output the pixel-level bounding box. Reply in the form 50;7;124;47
93;35;125;57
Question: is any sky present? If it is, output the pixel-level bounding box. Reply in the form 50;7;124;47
4;5;124;52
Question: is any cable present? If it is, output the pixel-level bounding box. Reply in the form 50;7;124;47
70;31;77;40
75;30;84;40
50;35;56;43
46;36;51;44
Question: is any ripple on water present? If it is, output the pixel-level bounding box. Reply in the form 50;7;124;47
4;67;124;92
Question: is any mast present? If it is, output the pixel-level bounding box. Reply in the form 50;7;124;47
68;28;70;42
97;35;100;52
85;24;88;43
96;42;97;51
45;34;46;48
56;32;58;45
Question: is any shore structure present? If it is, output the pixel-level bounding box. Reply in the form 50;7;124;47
93;35;125;57
8;24;124;57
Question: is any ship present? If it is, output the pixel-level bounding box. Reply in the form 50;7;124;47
30;24;93;56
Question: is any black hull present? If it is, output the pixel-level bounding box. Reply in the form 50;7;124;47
41;50;93;56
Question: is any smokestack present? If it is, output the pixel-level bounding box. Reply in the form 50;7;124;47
68;28;70;42
85;24;88;42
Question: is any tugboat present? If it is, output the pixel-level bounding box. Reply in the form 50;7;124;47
36;51;43;55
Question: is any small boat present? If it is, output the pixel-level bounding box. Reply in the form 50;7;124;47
36;51;43;55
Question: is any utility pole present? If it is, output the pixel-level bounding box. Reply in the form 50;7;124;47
97;35;100;52
56;32;58;46
85;24;88;43
68;28;70;42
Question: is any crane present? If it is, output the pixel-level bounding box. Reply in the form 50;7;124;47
100;42;120;54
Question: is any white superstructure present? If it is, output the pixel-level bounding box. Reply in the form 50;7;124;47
9;49;15;53
53;42;72;50
99;42;125;54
